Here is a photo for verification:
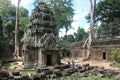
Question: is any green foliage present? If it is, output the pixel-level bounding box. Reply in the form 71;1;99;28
74;27;88;41
96;0;120;23
86;0;120;23
94;22;102;39
59;41;76;50
111;62;120;68
20;69;35;73
86;0;120;38
19;8;29;43
111;48;120;63
2;62;17;67
58;40;77;58
0;0;15;53
61;34;75;42
0;0;29;54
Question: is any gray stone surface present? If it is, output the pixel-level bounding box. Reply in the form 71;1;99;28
22;2;58;68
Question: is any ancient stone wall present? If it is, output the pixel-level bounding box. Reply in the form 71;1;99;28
90;48;112;60
71;39;120;60
71;49;83;58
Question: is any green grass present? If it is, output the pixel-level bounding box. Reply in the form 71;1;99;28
50;76;113;80
77;77;113;80
2;62;17;67
111;62;120;68
20;69;35;73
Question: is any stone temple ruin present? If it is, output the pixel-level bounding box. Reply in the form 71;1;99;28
23;2;58;68
71;18;120;60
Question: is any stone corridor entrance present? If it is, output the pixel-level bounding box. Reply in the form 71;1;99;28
47;55;52;66
43;50;57;66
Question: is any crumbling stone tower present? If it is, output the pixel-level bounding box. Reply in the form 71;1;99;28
23;2;58;68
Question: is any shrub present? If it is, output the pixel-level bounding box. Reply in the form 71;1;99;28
111;48;120;63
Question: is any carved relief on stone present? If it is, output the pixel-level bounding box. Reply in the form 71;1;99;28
23;2;58;68
23;29;34;49
38;33;56;49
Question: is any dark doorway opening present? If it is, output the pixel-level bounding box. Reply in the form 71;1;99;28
102;52;106;60
47;55;52;66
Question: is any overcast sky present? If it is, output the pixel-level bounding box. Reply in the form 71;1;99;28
11;0;93;37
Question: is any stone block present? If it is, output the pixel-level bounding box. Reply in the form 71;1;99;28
21;73;31;80
0;70;9;78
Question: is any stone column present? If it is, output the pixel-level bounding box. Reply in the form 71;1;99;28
23;51;29;68
42;52;45;65
35;32;37;47
38;48;42;67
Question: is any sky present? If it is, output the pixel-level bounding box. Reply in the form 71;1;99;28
11;0;91;37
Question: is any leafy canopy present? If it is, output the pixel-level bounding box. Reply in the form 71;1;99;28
0;0;29;53
86;0;120;24
74;27;88;41
85;0;120;38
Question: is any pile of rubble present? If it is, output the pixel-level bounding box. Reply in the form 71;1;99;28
0;64;120;80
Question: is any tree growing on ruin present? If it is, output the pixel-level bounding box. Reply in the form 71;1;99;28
82;0;96;59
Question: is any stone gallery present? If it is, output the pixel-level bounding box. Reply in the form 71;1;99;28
71;18;120;60
22;2;58;68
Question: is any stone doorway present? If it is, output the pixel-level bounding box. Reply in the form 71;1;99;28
47;55;52;66
102;52;106;60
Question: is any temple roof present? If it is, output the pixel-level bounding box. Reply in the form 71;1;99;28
29;2;55;29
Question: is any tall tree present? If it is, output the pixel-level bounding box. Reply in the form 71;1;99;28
86;0;120;28
95;0;120;24
0;16;3;38
82;0;96;59
0;16;3;53
89;0;96;39
15;0;21;58
0;0;29;56
0;0;16;55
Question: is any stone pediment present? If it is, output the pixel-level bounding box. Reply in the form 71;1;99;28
38;33;57;49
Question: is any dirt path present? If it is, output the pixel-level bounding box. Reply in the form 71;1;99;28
2;58;120;73
61;58;120;70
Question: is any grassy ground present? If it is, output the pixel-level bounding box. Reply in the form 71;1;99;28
2;62;17;67
20;69;35;73
50;76;113;80
76;77;113;80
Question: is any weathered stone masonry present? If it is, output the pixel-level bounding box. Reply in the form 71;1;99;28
23;2;58;68
71;18;120;60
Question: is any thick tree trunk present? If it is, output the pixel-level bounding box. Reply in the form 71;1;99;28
82;0;96;59
89;0;96;39
86;0;96;59
15;0;20;58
